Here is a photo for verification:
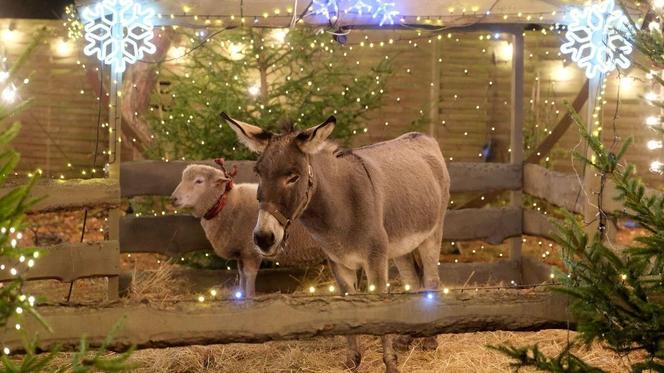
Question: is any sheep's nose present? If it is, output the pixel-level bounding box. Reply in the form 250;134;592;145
170;195;178;205
254;231;275;253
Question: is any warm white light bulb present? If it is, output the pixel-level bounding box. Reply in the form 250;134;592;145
647;139;663;150
1;84;16;104
54;39;72;57
272;28;288;43
650;160;664;173
248;85;260;96
646;115;660;126
645;91;658;101
228;42;245;60
0;71;7;82
655;0;664;9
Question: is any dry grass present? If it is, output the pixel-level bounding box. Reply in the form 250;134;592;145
125;262;189;305
51;330;630;373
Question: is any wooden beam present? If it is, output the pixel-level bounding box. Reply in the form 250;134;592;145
0;241;119;283
2;290;570;352
120;207;522;256
509;28;525;268
522;209;558;241
523;164;583;213
121;160;522;197
0;178;119;213
525;80;590;164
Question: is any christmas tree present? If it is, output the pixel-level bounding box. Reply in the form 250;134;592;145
492;3;664;370
0;30;135;372
145;27;393;161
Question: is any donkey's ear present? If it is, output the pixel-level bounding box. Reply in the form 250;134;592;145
221;112;272;153
296;116;336;154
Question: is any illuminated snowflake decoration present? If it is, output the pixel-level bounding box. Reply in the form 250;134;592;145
372;1;399;26
81;0;156;74
312;0;399;26
560;0;633;79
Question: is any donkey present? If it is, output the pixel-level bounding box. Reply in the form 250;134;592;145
170;160;322;297
222;113;450;373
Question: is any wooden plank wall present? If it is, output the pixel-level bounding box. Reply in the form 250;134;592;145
0;19;108;178
5;20;660;186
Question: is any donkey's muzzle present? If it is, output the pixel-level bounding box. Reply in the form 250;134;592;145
254;231;275;253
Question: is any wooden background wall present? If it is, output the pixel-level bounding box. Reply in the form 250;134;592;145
3;19;661;186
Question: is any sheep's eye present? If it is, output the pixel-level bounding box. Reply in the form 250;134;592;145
287;174;300;184
195;179;204;184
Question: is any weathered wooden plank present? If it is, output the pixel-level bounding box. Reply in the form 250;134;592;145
121;160;521;197
119;214;211;255
522;209;558;241
0;241;119;283
0;178;119;213
2;290;569;352
444;207;522;244
120;160;256;198
523;164;583;213
120;207;521;256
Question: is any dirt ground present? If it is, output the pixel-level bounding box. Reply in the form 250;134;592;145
20;210;643;372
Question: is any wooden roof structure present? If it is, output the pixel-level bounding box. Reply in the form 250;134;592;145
73;0;643;29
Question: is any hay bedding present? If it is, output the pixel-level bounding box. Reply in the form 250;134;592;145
47;330;631;372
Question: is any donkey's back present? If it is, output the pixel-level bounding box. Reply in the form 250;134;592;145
353;132;450;254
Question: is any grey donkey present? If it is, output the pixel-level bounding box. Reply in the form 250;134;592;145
170;160;322;297
222;113;450;373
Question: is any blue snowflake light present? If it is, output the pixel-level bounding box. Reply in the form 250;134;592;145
560;0;633;79
312;0;399;26
81;0;157;74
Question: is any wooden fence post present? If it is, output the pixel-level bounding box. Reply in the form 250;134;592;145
510;28;525;280
107;67;122;301
429;37;440;137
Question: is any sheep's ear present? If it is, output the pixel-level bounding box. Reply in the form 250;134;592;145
213;174;230;186
221;112;272;153
296;116;336;154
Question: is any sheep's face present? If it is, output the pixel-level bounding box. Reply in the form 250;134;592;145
171;165;228;212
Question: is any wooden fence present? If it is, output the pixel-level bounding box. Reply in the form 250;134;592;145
1;156;651;351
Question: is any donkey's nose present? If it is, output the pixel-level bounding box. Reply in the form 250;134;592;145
254;231;275;252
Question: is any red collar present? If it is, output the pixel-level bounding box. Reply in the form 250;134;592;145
203;181;234;220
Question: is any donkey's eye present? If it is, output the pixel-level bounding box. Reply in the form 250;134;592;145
287;174;300;184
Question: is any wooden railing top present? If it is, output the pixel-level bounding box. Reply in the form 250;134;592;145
0;178;119;213
121;160;522;197
0;241;119;283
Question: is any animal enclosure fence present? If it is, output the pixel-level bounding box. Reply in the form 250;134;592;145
0;156;634;351
0;17;658;353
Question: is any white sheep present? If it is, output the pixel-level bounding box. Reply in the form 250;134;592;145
171;163;322;297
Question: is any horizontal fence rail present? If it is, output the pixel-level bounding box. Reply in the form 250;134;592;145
522;209;557;242
1;290;570;352
119;207;522;256
121;160;522;197
119;258;551;296
523;164;661;214
0;178;119;213
0;241;119;283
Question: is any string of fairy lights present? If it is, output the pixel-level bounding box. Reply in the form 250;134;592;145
0;1;653;312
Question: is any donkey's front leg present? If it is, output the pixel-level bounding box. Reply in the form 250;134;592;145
366;252;400;373
328;260;362;371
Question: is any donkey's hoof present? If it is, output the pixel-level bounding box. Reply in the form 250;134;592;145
384;362;401;373
393;335;413;351
419;336;438;351
344;351;362;371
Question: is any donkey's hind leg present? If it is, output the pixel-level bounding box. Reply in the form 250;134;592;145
328;260;362;371
414;227;444;351
392;254;421;351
